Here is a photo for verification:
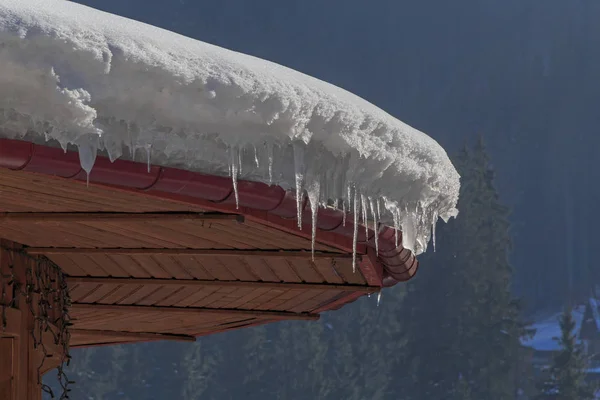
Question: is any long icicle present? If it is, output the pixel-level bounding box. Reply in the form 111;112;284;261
230;146;240;209
293;143;305;229
361;193;368;239
432;211;438;252
266;141;274;185
145;144;151;173
352;186;359;273
394;208;400;248
307;178;321;261
253;144;260;168
370;197;379;256
344;184;352;227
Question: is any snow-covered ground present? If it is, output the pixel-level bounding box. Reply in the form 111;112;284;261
521;306;586;352
0;0;459;256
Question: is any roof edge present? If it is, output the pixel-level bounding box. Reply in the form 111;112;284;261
0;138;419;294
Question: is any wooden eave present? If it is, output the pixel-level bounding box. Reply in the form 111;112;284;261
0;137;418;347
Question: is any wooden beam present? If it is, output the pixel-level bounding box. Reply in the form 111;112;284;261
70;328;196;343
70;303;319;321
65;276;380;293
25;247;352;259
71;340;155;349
0;308;21;338
0;212;244;223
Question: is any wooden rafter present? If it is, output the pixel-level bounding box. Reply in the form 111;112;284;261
65;276;380;293
25;247;352;259
70;329;196;343
70;303;320;321
0;211;244;223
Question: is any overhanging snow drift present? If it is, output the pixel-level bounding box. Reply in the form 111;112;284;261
0;0;459;256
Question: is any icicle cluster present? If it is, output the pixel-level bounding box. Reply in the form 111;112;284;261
1;110;450;268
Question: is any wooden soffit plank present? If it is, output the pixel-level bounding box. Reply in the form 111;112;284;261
65;276;379;293
70;303;319;321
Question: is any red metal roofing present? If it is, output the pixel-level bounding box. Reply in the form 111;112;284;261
0;138;418;286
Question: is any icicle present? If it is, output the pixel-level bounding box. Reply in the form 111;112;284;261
347;185;352;210
306;178;321;260
266;142;274;185
352;186;359;273
369;197;379;255
393;209;400;248
344;185;352;227
145;144;151;173
361;194;368;239
401;207;416;253
432;211;438;252
77;135;98;188
230;147;240;209
126;122;135;158
293;143;305;229
377;291;382;307
238;146;243;175
253;145;260;168
342;200;347;226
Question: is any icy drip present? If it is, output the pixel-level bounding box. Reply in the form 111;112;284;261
377;291;382;307
377;199;383;253
126;122;135;158
360;194;369;240
352;186;359;273
432;211;438;252
76;134;98;186
253;145;260;168
145;144;151;173
306;178;321;260
369;197;379;255
342;200;346;226
229;146;240;209
293;143;305;229
344;185;352;227
266;142;274;185
400;206;417;253
393;208;400;248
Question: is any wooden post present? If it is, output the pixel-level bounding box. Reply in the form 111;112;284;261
0;241;65;400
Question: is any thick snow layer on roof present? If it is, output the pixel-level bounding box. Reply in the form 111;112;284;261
521;306;586;352
0;0;459;256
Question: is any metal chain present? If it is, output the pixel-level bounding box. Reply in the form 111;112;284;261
0;247;74;399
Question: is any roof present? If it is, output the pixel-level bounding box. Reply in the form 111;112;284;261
0;0;460;258
0;137;417;347
521;305;587;352
589;297;600;332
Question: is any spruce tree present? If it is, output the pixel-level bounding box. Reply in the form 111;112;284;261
395;138;526;399
536;308;596;400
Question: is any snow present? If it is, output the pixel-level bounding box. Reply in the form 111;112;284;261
0;0;460;257
588;297;600;332
521;306;586;352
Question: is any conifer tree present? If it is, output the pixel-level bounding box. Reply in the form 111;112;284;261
536;308;597;400
395;138;526;399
